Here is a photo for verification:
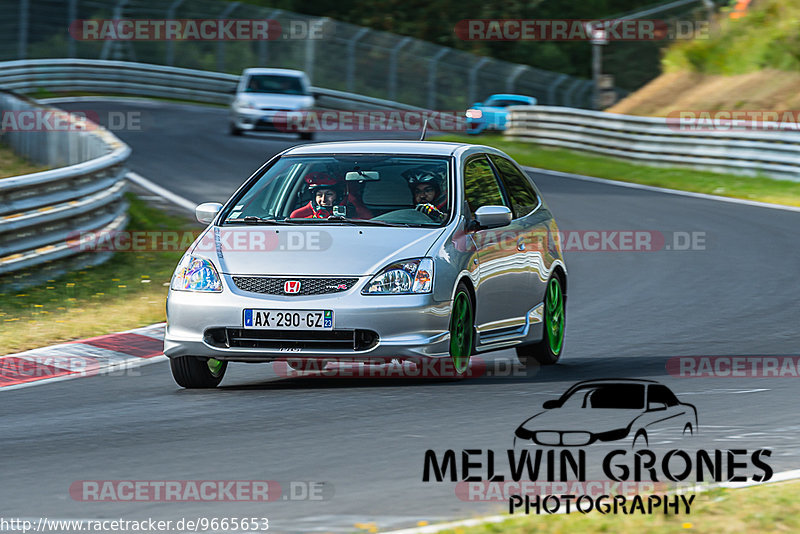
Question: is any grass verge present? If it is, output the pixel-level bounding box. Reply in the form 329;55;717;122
0;194;192;355
436;481;800;533
436;134;800;207
0;143;48;178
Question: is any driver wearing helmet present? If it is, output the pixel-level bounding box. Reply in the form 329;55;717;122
290;171;372;219
404;166;448;222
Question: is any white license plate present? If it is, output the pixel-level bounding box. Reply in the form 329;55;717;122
243;309;333;330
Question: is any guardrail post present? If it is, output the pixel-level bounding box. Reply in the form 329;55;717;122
67;0;77;58
165;0;186;66
468;57;489;107
258;9;283;66
578;81;594;109
101;0;134;61
305;18;329;84
216;2;240;72
562;79;581;108
505;65;528;94
547;74;568;106
18;0;29;59
347;28;370;94
427;48;448;110
388;37;411;101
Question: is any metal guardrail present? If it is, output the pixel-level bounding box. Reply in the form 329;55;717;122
506;106;800;181
0;59;426;111
0;90;130;287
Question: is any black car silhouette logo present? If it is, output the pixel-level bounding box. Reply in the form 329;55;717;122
514;379;698;448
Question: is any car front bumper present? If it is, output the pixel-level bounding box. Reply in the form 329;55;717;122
230;108;310;133
164;276;453;362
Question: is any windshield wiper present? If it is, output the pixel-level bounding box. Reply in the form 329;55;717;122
224;216;305;225
288;216;418;227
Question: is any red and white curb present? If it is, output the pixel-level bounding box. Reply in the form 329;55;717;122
0;323;167;391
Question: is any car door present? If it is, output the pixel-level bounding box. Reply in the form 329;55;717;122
644;384;691;442
463;154;529;339
488;155;549;322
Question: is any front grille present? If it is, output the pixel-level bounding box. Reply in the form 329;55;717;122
533;431;592;447
232;276;359;296
205;328;379;351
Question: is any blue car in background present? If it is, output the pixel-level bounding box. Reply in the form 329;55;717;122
465;94;537;134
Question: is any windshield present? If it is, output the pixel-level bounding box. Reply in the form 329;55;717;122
222;155;452;227
559;384;645;409
244;74;308;95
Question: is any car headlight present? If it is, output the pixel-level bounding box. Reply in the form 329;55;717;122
170;255;223;292
363;258;433;295
235;98;257;109
466;109;482;119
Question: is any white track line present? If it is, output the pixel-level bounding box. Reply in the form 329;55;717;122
524;166;800;214
126;171;198;213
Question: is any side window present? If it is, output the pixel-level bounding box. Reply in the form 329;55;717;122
648;385;679;407
489;155;539;218
463;155;506;215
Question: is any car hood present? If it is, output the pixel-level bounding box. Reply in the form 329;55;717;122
236;93;313;109
516;407;643;436
191;225;446;276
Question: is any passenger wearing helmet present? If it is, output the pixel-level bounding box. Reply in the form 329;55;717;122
290;171;372;219
404;166;448;222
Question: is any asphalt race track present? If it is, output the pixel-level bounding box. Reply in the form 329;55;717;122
3;100;799;533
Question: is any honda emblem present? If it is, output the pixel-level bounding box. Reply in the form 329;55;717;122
284;280;301;294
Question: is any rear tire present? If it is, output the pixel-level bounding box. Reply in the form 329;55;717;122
299;131;314;141
170;356;227;388
516;274;565;366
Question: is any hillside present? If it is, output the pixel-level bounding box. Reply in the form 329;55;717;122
607;0;800;116
607;69;800;116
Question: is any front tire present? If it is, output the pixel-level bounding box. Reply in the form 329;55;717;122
449;282;474;376
229;123;243;136
299;131;314;141
170;356;227;388
516;274;565;366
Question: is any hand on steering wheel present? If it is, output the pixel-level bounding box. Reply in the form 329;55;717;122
415;203;446;222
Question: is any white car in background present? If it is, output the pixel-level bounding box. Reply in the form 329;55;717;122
229;68;315;140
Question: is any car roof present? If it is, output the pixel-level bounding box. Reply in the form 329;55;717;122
565;378;660;389
282;140;507;158
486;93;535;101
242;68;307;77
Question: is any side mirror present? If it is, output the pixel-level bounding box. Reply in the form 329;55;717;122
474;206;512;229
542;400;559;409
647;401;667;412
196;202;223;224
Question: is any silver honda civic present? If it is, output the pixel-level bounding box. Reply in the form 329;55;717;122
164;141;567;388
